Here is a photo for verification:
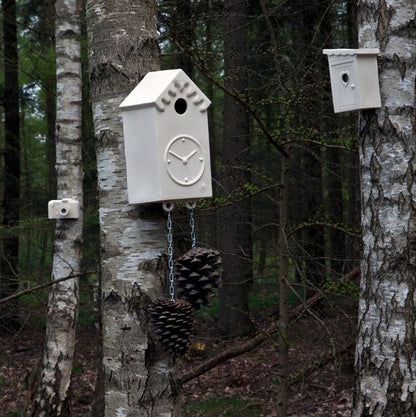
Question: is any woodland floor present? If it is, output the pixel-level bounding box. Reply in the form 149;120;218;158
0;307;356;417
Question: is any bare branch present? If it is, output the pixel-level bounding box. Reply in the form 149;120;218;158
0;270;96;305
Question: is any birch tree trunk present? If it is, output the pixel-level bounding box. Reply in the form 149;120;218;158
30;0;83;415
86;1;180;415
352;2;416;416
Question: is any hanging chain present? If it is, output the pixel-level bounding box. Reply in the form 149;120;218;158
164;203;176;302
189;208;196;249
187;201;197;249
167;210;175;301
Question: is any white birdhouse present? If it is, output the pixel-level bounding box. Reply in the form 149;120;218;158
323;48;381;113
119;69;212;204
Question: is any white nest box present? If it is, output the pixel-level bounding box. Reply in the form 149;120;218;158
120;69;212;204
323;49;381;113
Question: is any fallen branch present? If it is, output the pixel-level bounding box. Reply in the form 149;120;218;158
180;291;323;384
180;268;360;385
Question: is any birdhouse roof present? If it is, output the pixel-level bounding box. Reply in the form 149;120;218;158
119;69;211;113
323;48;379;57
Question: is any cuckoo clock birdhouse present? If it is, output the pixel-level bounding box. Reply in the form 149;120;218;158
323;48;381;113
119;69;212;204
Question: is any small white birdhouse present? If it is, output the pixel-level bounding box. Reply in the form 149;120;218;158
323;48;381;113
119;69;212;204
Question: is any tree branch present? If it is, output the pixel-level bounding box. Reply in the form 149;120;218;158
0;270;96;304
164;34;289;158
180;268;360;385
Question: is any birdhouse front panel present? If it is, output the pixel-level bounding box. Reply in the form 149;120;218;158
120;69;213;204
329;59;358;111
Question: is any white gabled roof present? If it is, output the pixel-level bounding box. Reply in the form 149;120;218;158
119;69;211;113
323;48;379;56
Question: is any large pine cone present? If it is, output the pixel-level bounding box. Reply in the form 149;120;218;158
175;247;222;309
149;297;194;356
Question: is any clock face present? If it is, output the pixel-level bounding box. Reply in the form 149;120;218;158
165;135;205;186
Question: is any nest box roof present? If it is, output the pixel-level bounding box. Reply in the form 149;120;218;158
119;69;211;113
323;48;379;56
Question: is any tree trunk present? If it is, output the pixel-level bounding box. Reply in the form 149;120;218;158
39;0;57;198
352;1;416;416
30;0;83;415
86;0;181;415
1;0;20;330
277;151;290;417
218;0;253;338
345;0;360;274
291;0;327;288
172;0;193;77
326;134;345;276
38;0;57;285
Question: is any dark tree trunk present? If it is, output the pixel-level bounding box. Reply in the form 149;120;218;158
327;149;346;275
277;152;290;416
1;0;20;329
172;0;194;78
38;0;57;283
320;0;346;278
345;0;360;274
292;0;327;288
218;0;253;337
39;0;57;197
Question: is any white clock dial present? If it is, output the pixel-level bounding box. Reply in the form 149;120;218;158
165;136;205;185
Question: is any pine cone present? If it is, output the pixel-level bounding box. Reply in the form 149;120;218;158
175;247;222;309
149;297;194;356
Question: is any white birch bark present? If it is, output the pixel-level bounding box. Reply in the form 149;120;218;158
352;2;416;416
85;1;181;415
31;0;83;416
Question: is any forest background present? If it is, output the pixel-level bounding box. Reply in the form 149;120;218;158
0;0;363;416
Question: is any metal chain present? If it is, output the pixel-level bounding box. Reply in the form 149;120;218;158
187;201;197;249
167;210;175;301
164;203;176;302
189;207;196;249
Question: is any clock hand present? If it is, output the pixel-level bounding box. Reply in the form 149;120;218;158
168;150;185;162
183;149;197;162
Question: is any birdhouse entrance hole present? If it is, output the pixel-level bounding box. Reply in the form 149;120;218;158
341;72;349;86
175;98;187;114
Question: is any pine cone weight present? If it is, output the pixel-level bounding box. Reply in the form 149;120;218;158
176;247;222;309
149;297;194;355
